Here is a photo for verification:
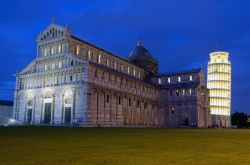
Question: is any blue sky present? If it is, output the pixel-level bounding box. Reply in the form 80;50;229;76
0;0;249;113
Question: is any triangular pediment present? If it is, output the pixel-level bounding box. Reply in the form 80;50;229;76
19;59;38;75
36;23;70;43
19;53;87;76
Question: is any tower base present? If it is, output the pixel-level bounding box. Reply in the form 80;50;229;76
211;115;231;128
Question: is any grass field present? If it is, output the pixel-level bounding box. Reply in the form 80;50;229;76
0;127;250;165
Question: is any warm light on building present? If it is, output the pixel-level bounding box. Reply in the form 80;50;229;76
207;51;231;127
98;54;101;63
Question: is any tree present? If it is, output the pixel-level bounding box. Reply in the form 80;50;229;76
231;111;248;127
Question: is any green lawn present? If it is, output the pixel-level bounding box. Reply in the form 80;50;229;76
0;127;250;165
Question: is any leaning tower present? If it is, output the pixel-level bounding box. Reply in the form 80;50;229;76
207;51;231;127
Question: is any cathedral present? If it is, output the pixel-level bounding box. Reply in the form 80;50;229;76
13;20;211;128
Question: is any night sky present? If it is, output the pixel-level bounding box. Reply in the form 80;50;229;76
0;0;249;113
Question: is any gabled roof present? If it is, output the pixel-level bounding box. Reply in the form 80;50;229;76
88;61;159;90
71;35;146;73
18;58;37;75
153;68;202;77
154;82;200;89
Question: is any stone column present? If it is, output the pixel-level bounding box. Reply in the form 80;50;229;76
23;96;27;124
73;91;76;121
54;92;63;125
13;75;19;120
34;94;41;124
40;95;44;124
51;94;55;124
32;96;36;124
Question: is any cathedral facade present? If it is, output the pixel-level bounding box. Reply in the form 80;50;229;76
13;21;211;128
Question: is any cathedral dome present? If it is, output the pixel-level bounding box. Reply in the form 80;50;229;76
128;40;158;74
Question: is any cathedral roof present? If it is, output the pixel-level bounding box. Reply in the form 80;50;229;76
128;40;158;74
128;40;154;60
71;35;147;74
88;61;159;89
156;81;201;89
154;68;202;77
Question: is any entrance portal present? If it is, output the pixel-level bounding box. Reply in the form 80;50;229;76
183;118;189;126
64;107;71;124
27;109;32;124
44;103;52;124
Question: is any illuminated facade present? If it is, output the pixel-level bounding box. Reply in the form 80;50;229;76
207;51;231;127
13;20;211;128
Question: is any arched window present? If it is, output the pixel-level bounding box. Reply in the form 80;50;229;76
98;54;101;63
182;89;185;96
171;106;175;114
88;50;91;60
95;70;98;78
75;46;80;55
118;96;121;105
58;45;62;53
178;76;181;82
158;78;162;84
189;75;193;81
64;96;72;124
70;60;74;66
44;64;48;71
168;77;171;83
106;94;109;103
106;59;109;66
26;100;33;124
58;60;62;68
50;47;54;55
189;89;192;95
